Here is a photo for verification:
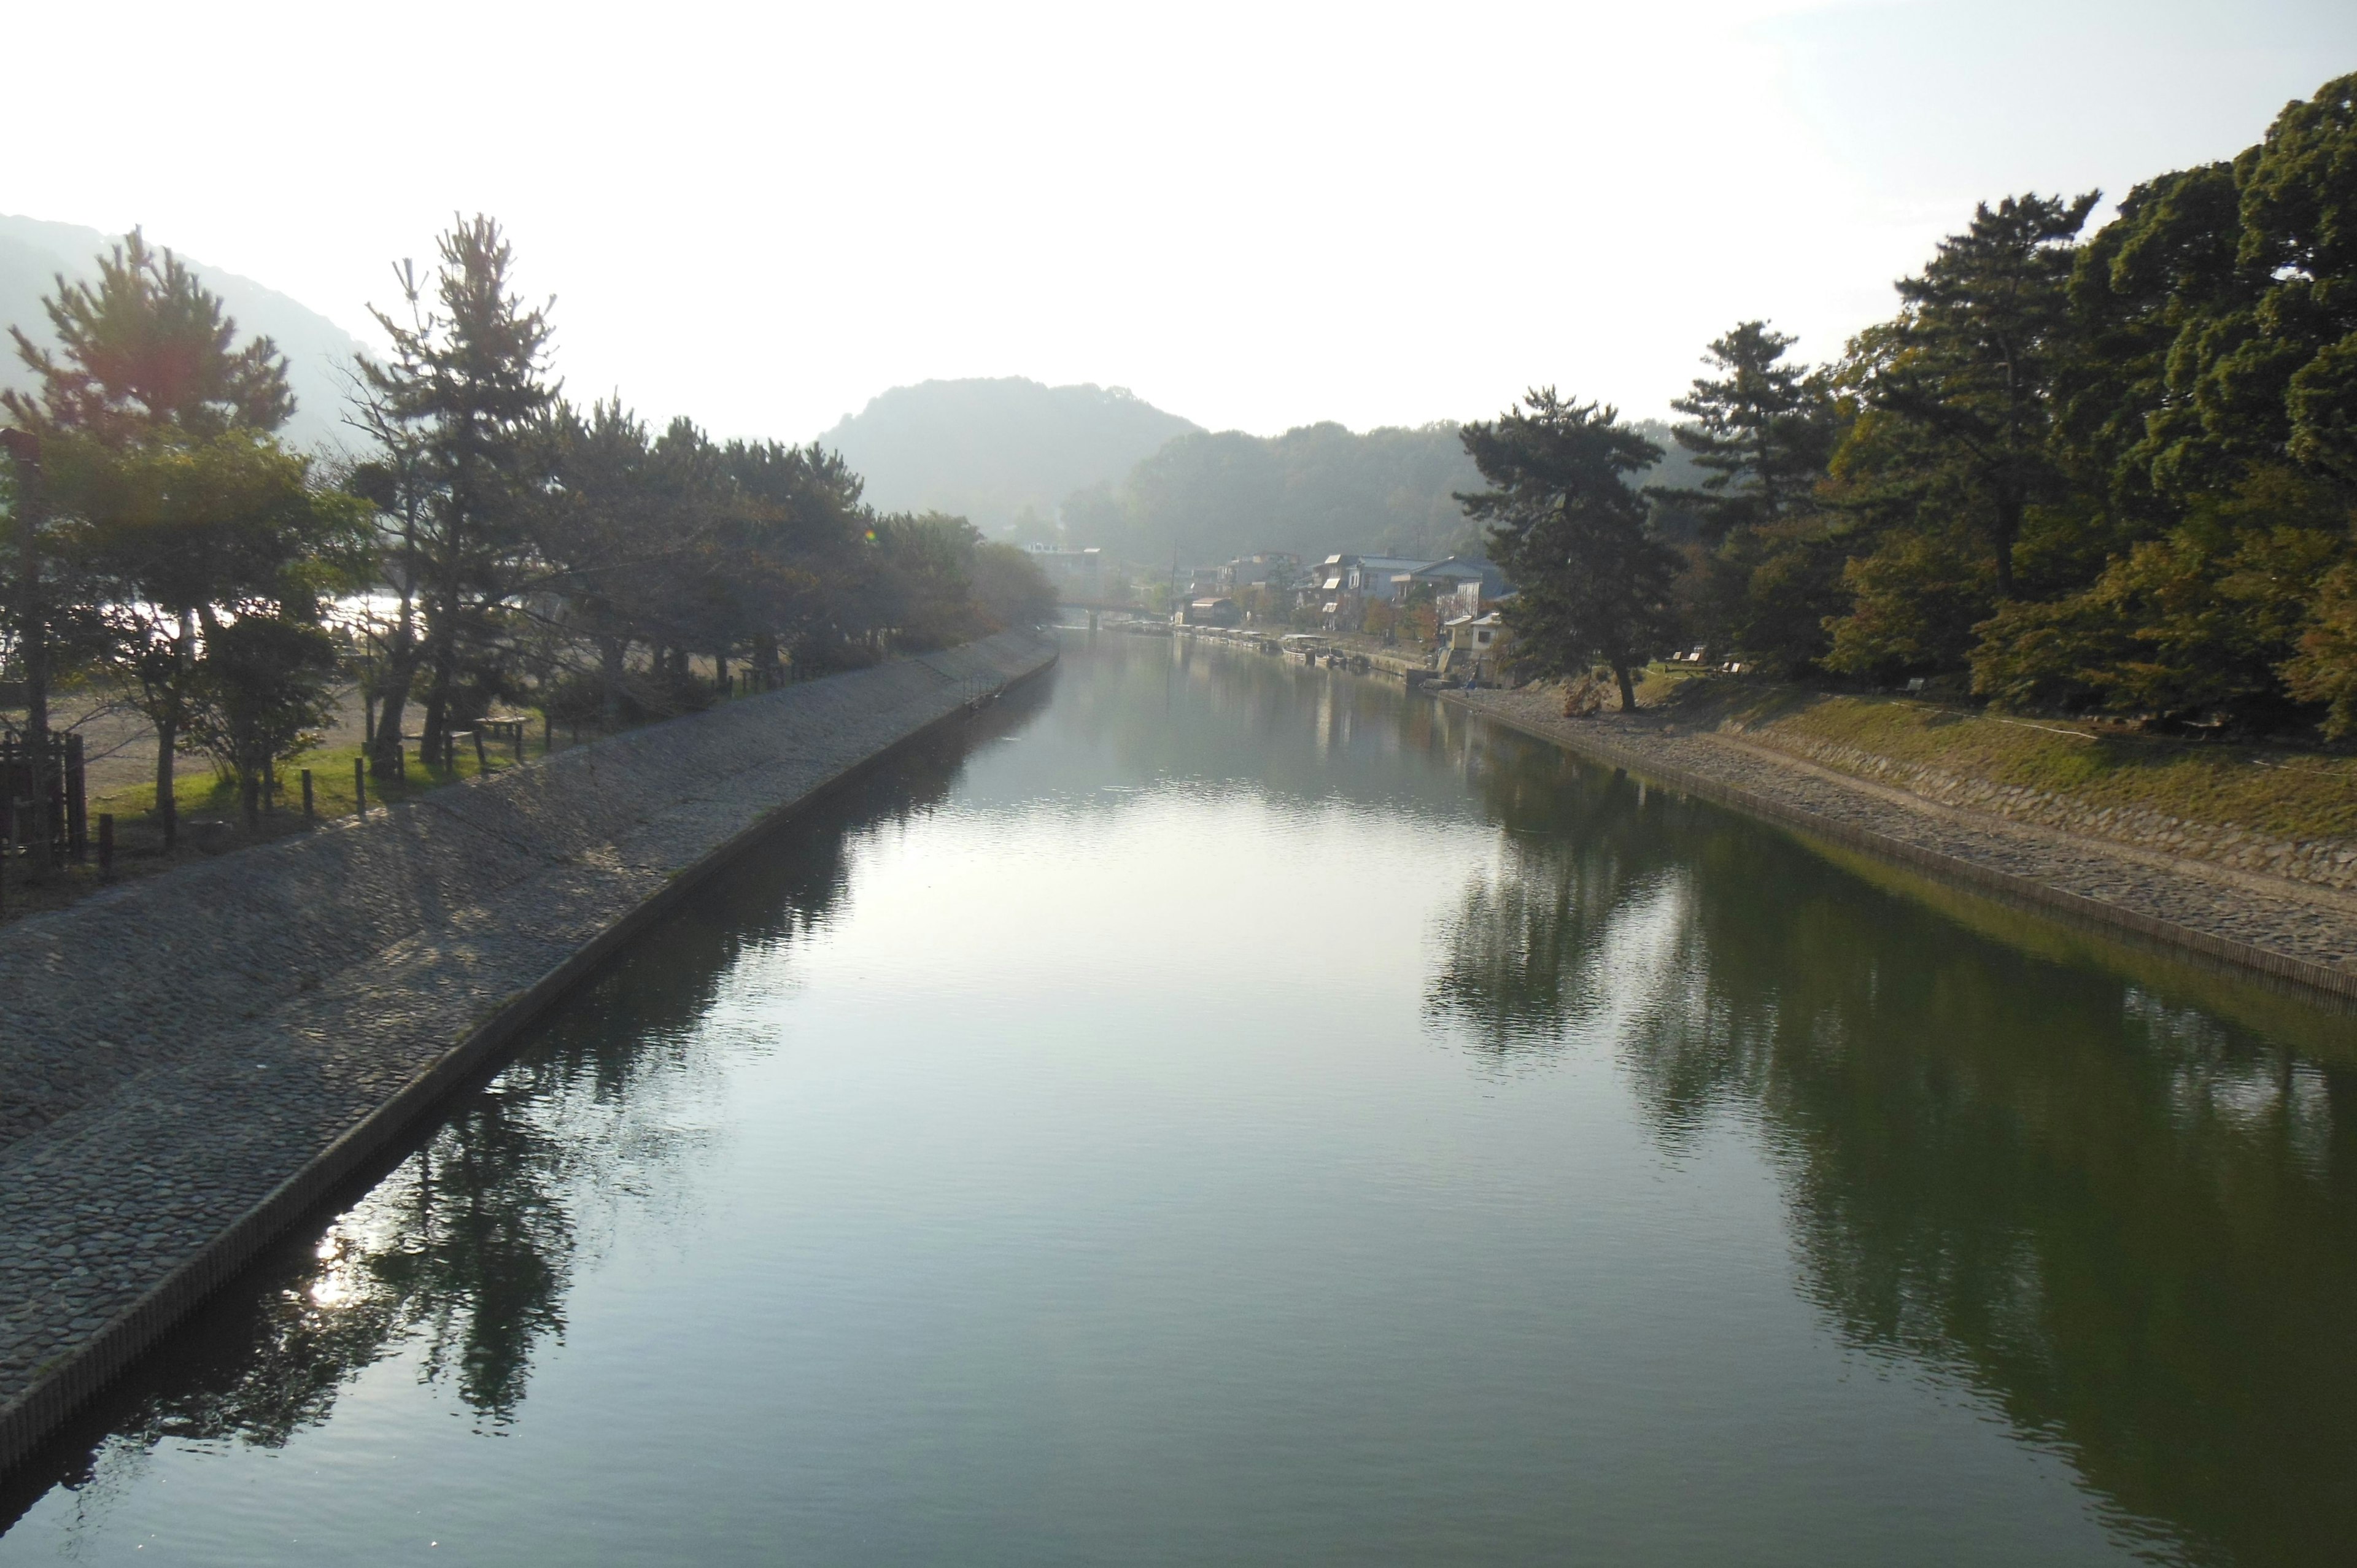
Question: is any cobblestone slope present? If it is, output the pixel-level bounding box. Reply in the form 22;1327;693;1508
0;633;1055;1470
1720;722;2357;895
1446;687;2357;998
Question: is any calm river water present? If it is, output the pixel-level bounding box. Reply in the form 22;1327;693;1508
4;630;2355;1566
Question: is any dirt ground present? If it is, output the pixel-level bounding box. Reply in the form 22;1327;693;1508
10;679;371;800
1;681;376;924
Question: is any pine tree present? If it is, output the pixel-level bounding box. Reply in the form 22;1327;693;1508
357;217;558;765
4;231;352;844
1458;390;1677;711
1659;320;1835;539
5;230;293;443
1870;192;2099;600
1966;77;2357;725
1655;320;1844;672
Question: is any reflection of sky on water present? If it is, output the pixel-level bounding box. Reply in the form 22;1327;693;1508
6;633;2353;1568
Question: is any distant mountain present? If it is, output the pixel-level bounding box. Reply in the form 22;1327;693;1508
0;214;370;455
818;377;1200;535
1061;415;1715;566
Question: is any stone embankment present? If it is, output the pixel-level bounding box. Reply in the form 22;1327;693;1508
0;632;1056;1472
1724;722;2357;896
1442;686;2357;1003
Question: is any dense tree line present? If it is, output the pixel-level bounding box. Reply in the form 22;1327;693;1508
1;218;1052;843
1473;73;2357;736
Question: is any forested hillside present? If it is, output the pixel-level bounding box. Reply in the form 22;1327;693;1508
1062;422;1471;563
1;215;368;454
1062;417;1706;565
819;377;1198;535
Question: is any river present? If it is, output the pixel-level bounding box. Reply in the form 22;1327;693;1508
3;628;2353;1566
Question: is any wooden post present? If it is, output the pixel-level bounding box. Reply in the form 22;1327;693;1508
66;733;85;862
4;430;52;878
97;813;112;878
473;730;489;772
543;711;554;755
301;768;314;821
355;757;367;816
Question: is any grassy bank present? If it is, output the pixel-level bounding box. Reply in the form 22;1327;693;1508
1641;671;2357;847
3;665;861;924
87;725;553;828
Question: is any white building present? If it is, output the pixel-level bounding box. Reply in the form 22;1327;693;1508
1441;610;1509;679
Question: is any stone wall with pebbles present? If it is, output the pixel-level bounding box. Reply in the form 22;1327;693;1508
1726;725;2357;895
1443;685;2357;1002
0;632;1056;1472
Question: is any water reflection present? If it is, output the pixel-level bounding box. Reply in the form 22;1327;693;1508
9;639;2356;1568
1430;746;2357;1567
0;703;1015;1526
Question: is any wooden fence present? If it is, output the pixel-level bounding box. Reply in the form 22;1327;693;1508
0;732;87;863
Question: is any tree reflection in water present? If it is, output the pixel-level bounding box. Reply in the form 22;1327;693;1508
1427;742;2357;1567
15;647;2357;1567
2;713;998;1522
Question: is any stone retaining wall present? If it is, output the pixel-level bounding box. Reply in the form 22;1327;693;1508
1442;686;2357;1006
1729;725;2357;895
0;631;1056;1473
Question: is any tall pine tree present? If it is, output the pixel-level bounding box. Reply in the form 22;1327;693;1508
1459;390;1678;711
1660;320;1836;539
1657;320;1843;671
1869;192;2099;601
357;217;558;764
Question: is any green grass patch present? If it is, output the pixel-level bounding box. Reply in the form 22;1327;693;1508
90;722;560;827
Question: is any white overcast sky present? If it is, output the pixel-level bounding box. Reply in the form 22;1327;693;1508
7;0;2351;439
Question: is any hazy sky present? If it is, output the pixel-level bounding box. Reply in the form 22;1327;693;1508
9;0;2351;439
